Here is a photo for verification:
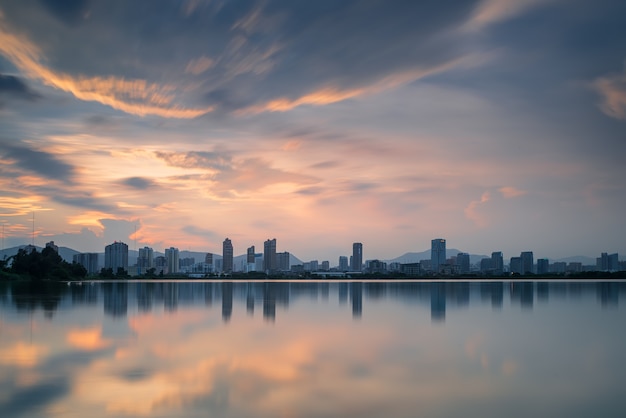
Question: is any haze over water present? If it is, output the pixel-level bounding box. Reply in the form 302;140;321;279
0;280;624;417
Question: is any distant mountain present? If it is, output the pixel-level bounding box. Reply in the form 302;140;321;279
386;249;488;266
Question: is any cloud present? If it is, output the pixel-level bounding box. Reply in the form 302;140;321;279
185;56;215;75
463;0;556;32
0;73;41;102
593;68;626;119
464;191;491;227
38;0;89;26
0;16;213;118
122;177;156;190
66;327;112;351
182;225;217;238
0;142;75;182
499;186;527;198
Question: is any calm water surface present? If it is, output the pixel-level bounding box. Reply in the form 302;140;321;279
0;280;625;418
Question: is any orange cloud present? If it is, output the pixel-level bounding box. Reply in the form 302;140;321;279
185;56;215;75
0;20;213;118
464;191;491;227
66;327;112;351
498;186;527;198
239;54;485;114
0;342;49;368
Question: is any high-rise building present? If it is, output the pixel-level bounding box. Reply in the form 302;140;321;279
263;238;277;272
154;256;167;275
165;247;179;274
431;238;446;273
339;256;349;271
510;257;522;274
222;238;233;273
105;241;128;273
321;261;330;271
536;258;549;275
277;252;290;271
608;253;619;272
456;252;470;274
520;251;534;275
480;258;493;273
247;246;255;264
352;242;363;272
491;252;504;275
205;253;213;265
597;252;609;271
73;253;99;275
137;246;153;274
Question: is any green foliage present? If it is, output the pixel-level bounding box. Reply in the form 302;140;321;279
6;247;87;281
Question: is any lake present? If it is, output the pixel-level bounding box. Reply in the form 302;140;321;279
0;280;625;417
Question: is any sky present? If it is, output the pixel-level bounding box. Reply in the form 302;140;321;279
0;0;625;262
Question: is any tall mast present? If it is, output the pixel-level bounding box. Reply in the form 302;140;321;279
32;211;35;246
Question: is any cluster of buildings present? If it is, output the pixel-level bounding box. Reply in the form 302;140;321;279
69;238;624;277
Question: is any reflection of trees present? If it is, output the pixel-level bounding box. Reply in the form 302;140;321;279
10;281;66;317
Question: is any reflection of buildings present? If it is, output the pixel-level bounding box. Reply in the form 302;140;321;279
104;241;128;273
4;281;625;323
102;282;128;318
222;282;233;322
350;282;362;318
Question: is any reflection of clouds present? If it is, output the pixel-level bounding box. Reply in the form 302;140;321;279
0;341;49;368
66;327;111;351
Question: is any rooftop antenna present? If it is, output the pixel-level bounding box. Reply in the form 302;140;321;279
32;211;35;246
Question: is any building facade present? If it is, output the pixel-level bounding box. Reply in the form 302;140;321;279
165;247;179;274
431;238;446;273
263;239;277;272
104;241;128;273
73;253;99;275
222;238;233;273
352;242;363;272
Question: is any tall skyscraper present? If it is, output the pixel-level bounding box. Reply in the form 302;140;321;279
431;238;446;273
247;246;255;264
352;243;363;272
264;238;277;272
222;238;233;273
104;241;128;272
491;252;504;275
608;253;619;271
137;246;154;274
510;257;522;274
520;251;534;275
537;258;549;275
165;247;179;274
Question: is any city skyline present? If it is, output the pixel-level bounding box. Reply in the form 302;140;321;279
1;1;625;262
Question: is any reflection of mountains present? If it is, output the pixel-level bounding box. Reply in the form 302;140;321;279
1;281;624;321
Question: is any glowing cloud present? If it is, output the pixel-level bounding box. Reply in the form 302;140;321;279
66;327;112;351
499;186;527;198
0;342;49;368
185;56;214;75
464;191;491;227
0;19;213;118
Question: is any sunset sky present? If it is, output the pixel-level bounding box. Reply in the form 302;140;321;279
1;0;625;262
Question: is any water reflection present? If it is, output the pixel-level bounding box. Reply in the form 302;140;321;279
1;281;624;322
0;281;625;418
